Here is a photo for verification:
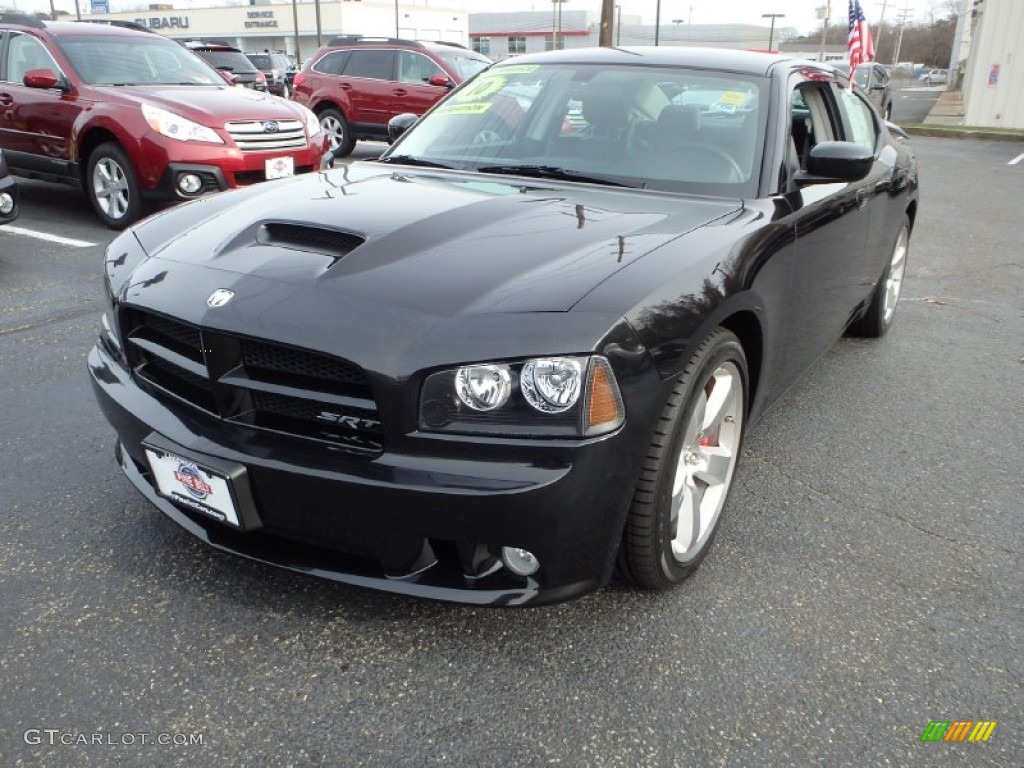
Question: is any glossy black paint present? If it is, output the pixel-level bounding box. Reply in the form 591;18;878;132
90;48;919;605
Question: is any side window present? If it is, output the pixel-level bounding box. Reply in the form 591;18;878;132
789;85;840;171
5;33;60;84
313;51;349;76
342;50;395;81
837;88;877;152
397;51;444;85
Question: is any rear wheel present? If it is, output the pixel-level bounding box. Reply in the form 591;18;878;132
319;107;355;158
86;142;144;230
618;328;748;589
848;215;910;337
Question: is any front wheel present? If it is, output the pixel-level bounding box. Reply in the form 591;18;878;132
618;328;748;589
847;215;910;337
319;107;355;158
86;142;145;230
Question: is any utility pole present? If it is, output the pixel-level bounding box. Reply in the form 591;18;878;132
874;0;889;59
600;0;615;47
654;0;661;46
762;13;785;52
817;1;831;62
892;7;912;65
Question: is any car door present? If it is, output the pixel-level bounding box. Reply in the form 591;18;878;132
394;50;451;118
338;48;396;131
0;31;74;173
772;78;874;387
835;85;904;291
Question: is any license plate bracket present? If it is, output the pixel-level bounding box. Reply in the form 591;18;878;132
143;434;261;531
265;156;295;180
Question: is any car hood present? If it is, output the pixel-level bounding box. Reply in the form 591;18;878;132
106;85;303;123
133;163;741;317
122;165;740;372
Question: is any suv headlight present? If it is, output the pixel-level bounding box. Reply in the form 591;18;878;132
419;355;624;438
142;104;224;144
298;104;321;138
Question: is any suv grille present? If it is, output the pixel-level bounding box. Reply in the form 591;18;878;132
121;308;382;456
226;119;307;151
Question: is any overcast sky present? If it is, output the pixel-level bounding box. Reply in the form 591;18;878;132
6;0;925;38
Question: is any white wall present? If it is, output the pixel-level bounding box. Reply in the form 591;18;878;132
963;0;1024;128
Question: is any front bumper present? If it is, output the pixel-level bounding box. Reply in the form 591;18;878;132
88;343;647;606
135;134;330;200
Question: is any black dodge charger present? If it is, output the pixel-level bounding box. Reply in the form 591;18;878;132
90;47;918;605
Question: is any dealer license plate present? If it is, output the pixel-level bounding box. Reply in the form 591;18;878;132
146;448;241;528
265;156;294;180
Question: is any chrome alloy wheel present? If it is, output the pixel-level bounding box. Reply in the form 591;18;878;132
92;157;130;221
321;114;345;152
669;361;744;563
883;226;909;324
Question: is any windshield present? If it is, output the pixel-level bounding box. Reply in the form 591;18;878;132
434;49;491;81
384;62;766;196
58;36;225;86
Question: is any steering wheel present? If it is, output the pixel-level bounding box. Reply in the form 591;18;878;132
668;143;745;183
472;129;506;145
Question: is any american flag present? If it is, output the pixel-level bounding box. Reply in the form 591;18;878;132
848;0;875;72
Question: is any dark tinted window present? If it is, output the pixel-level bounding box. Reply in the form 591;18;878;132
314;50;350;75
247;54;272;69
195;50;259;73
342;50;394;80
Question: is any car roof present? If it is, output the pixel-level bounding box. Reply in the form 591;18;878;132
1;19;156;37
501;45;814;77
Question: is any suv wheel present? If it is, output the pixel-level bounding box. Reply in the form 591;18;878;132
87;143;144;229
319;107;356;158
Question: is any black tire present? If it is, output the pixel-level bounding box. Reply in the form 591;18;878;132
86;142;145;230
847;215;910;338
319;107;355;158
618;328;748;589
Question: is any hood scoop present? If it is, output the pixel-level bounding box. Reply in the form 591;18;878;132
257;222;366;262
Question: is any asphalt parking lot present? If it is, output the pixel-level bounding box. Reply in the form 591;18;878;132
1;132;1021;766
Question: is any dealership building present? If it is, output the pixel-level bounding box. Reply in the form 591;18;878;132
84;0;469;63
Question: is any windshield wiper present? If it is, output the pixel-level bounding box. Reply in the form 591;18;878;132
378;155;457;170
476;164;635;188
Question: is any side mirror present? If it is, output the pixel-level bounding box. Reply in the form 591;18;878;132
23;68;61;90
428;73;454;89
387;112;419;143
796;141;873;184
220;71;241;86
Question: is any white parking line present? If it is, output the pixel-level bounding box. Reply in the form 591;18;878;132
1009;153;1024;166
0;225;96;248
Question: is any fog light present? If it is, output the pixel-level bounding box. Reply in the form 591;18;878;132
0;192;13;216
501;546;540;577
177;173;203;195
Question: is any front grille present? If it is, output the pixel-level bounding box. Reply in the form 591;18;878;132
226;119;307;151
122;308;382;456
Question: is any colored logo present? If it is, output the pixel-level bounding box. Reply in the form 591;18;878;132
920;721;997;743
207;289;234;308
173;463;213;500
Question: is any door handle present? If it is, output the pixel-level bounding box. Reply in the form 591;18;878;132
338;82;352;91
392;88;407;97
0;93;12;106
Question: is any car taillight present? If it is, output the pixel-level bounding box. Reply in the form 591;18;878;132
293;73;306;87
256;72;266;83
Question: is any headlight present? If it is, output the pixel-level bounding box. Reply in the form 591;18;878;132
420;355;624;438
298;104;321;137
142;104;224;144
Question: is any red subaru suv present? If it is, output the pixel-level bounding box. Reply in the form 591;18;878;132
0;16;328;228
292;36;490;158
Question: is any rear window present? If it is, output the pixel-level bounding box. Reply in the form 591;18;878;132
247;54;271;69
434;49;490;81
195;50;259;74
